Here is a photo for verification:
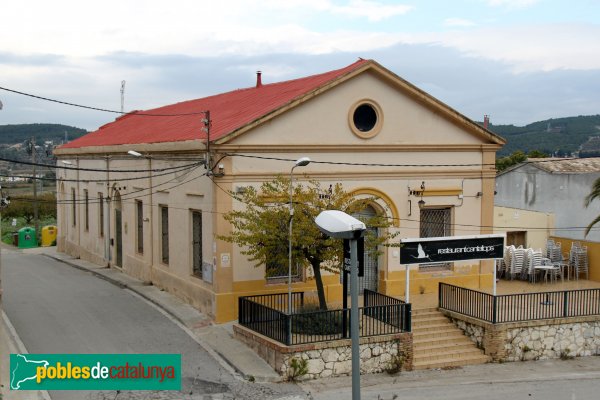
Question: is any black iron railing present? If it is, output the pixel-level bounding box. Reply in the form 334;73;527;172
364;289;411;332
439;282;600;324
239;290;411;346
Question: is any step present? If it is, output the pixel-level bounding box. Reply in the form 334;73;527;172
411;320;455;331
415;348;486;363
412;327;464;341
414;340;479;353
411;316;450;327
411;307;439;316
413;354;490;370
413;333;471;347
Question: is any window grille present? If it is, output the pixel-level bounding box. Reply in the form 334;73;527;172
98;193;104;237
192;211;203;278
84;190;89;231
420;207;452;270
136;200;143;254
160;205;169;264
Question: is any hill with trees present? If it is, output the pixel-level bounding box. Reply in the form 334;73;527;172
0;123;87;145
489;115;600;157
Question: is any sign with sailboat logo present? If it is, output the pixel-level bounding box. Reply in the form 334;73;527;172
399;234;505;265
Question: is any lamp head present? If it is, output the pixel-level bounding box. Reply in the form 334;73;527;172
128;150;142;157
315;210;366;239
295;157;311;167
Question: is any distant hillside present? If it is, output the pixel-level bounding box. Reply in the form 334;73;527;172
488;115;600;157
0;123;87;145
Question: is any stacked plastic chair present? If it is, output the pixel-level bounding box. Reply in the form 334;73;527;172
510;246;525;280
570;243;589;280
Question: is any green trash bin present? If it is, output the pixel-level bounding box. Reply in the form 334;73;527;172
18;227;37;248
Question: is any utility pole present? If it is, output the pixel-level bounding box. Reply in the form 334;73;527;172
0;187;11;305
31;137;39;245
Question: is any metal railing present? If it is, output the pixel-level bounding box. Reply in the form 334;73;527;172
439;282;600;324
239;290;411;346
364;289;411;332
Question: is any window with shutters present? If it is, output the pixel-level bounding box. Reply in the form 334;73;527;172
136;200;143;254
71;188;76;227
160;205;169;265
84;190;89;231
98;193;104;237
420;207;452;270
192;211;203;278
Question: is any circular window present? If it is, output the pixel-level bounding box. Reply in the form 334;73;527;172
348;100;383;139
353;104;377;132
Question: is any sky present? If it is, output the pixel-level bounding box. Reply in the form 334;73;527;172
1;0;600;131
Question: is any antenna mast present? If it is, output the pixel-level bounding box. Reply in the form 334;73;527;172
120;80;126;113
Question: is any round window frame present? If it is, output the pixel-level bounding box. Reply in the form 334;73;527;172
348;99;383;139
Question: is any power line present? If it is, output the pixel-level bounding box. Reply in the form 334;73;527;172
0;85;208;117
0;155;204;173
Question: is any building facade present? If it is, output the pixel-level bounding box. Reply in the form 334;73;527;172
495;158;600;243
55;59;505;322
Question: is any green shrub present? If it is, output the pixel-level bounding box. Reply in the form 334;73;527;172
287;357;308;381
291;303;345;335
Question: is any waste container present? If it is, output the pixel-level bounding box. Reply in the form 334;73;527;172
18;227;37;249
41;225;57;247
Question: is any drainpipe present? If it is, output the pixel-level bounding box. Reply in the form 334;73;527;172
105;156;111;266
148;156;154;281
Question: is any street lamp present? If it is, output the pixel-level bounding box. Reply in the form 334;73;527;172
288;157;311;314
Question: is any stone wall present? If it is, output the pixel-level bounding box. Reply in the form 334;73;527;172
234;324;413;380
443;310;600;362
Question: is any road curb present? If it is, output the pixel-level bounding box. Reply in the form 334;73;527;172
44;252;281;384
1;311;52;400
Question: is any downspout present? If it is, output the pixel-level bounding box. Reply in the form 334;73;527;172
105;156;111;266
148;156;154;282
76;156;81;250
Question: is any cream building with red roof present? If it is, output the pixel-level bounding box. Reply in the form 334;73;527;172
54;59;505;322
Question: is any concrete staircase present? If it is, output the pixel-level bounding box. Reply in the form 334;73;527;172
412;307;489;370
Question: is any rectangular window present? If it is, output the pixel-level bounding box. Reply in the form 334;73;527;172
98;193;104;237
420;207;452;270
160;205;169;264
71;188;76;226
192;211;202;278
84;190;89;231
136;200;144;254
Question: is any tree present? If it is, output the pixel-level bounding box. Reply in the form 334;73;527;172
2;193;56;223
219;176;398;310
584;177;600;236
496;150;548;173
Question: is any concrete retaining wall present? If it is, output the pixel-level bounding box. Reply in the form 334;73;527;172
442;310;600;362
233;325;413;380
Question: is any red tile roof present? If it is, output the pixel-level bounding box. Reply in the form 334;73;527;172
60;59;370;149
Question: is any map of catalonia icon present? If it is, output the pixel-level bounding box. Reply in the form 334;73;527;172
10;354;49;390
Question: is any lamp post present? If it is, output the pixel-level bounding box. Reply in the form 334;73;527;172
288;157;310;314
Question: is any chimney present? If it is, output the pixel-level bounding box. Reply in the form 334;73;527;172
256;71;262;88
483;114;490;129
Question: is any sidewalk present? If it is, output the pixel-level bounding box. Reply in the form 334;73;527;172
13;246;281;384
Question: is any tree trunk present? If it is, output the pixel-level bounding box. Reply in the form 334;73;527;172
311;259;328;310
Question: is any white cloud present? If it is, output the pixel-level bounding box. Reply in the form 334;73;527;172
486;0;540;8
328;0;414;22
444;18;477;27
428;24;600;72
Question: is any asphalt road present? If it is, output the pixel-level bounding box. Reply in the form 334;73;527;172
2;248;300;400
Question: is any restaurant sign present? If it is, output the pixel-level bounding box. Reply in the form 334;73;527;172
399;234;505;265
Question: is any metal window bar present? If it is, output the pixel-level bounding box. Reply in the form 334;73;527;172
419;208;452;270
192;211;202;278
